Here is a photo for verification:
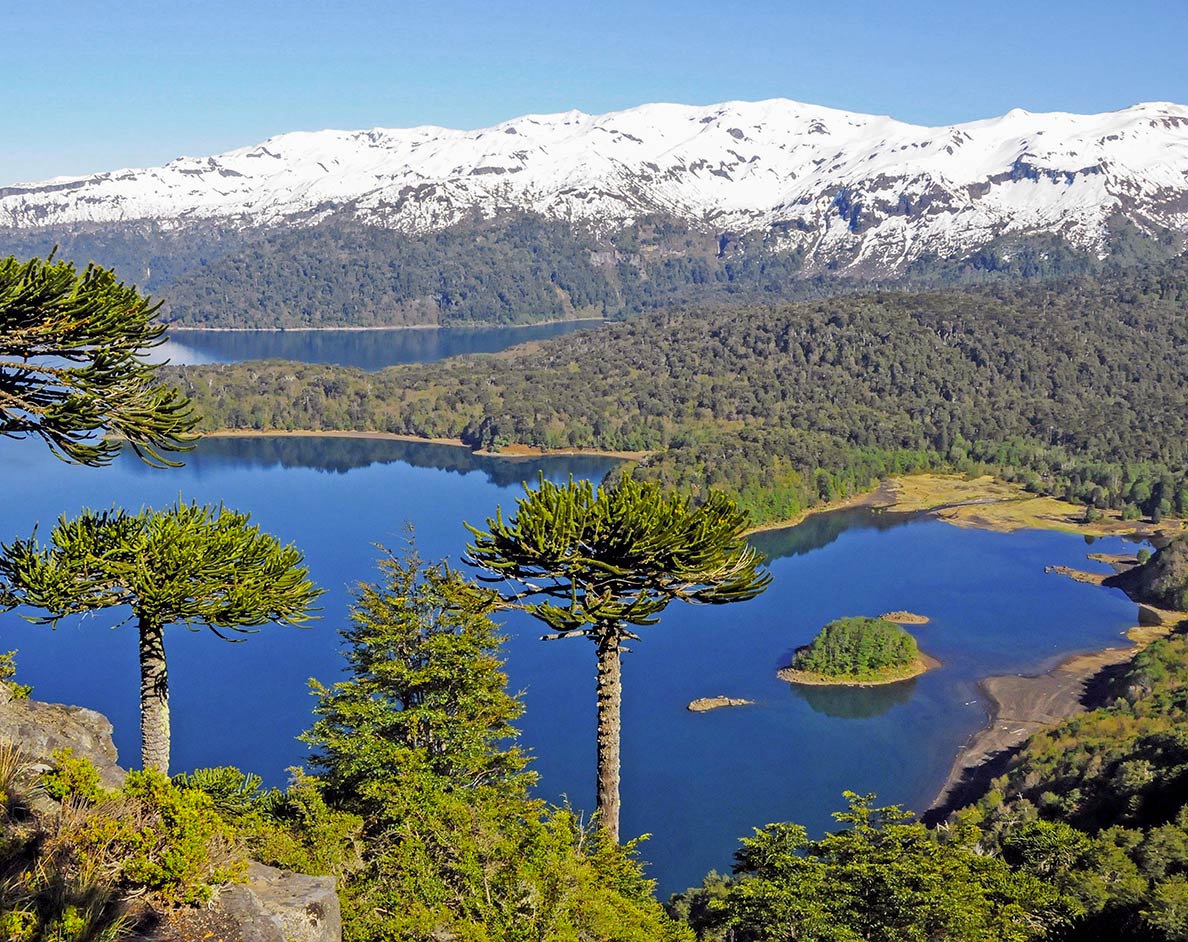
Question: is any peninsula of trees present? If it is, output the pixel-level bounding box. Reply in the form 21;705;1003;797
169;257;1188;529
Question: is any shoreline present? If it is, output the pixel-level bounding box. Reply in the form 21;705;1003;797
744;482;896;536
200;428;651;461
165;316;608;333
927;613;1186;821
778;652;940;688
747;474;1183;541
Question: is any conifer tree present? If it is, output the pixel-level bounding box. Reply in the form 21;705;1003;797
460;474;770;843
0;500;321;772
303;544;685;942
304;543;529;815
0;254;198;467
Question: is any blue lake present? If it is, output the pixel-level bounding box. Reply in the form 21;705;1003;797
0;436;1143;895
158;320;602;370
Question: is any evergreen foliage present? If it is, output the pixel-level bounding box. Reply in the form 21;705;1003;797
790;617;919;678
949;629;1188;939
0;500;322;772
0;650;31;700
304;543;529;815
173;767;361;879
302;544;687;941
9;212;1160;330
0;254;198;466
1;753;245;942
459;475;769;843
672;793;1073;942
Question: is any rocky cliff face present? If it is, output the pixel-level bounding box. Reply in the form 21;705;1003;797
1106;537;1188;612
0;683;127;789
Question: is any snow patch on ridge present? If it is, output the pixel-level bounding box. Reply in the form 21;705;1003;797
3;99;1187;272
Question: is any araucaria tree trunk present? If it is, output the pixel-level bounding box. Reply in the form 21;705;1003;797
138;617;171;773
594;627;623;844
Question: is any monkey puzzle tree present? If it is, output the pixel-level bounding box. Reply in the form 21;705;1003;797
460;474;770;843
0;254;198;467
0;500;322;772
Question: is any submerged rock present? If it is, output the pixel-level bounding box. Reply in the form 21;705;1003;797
688;696;754;712
879;611;931;625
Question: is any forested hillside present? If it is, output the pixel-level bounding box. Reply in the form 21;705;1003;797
171;257;1188;525
671;627;1188;941
5;211;1166;328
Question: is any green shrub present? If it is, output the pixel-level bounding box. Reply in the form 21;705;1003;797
2;765;243;939
172;765;264;817
41;748;106;804
0;650;31;700
77;769;245;905
200;769;361;878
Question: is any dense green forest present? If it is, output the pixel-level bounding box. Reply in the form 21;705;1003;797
171;256;1188;525
4;210;1173;328
788;617;920;679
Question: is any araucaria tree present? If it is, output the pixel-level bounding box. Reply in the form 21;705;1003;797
461;474;770;842
0;501;322;772
0;254;198;467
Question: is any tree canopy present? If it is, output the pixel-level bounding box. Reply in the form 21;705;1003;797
672;793;1074;942
463;474;772;635
789;616;920;678
0;254;198;466
461;474;770;843
303;544;687;941
170;256;1188;527
0;500;322;771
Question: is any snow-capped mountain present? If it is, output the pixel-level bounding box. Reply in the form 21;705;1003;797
3;99;1188;273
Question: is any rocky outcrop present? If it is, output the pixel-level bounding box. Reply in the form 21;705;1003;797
1105;537;1188;612
134;863;341;942
0;684;126;788
0;692;342;942
688;696;754;712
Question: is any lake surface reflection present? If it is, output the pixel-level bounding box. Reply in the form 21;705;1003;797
158;320;601;370
0;436;1143;894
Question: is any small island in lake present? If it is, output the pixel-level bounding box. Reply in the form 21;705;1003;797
778;616;938;686
879;610;931;625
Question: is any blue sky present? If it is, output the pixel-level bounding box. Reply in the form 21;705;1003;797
4;0;1185;184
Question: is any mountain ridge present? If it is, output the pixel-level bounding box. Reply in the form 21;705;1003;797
4;98;1187;277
